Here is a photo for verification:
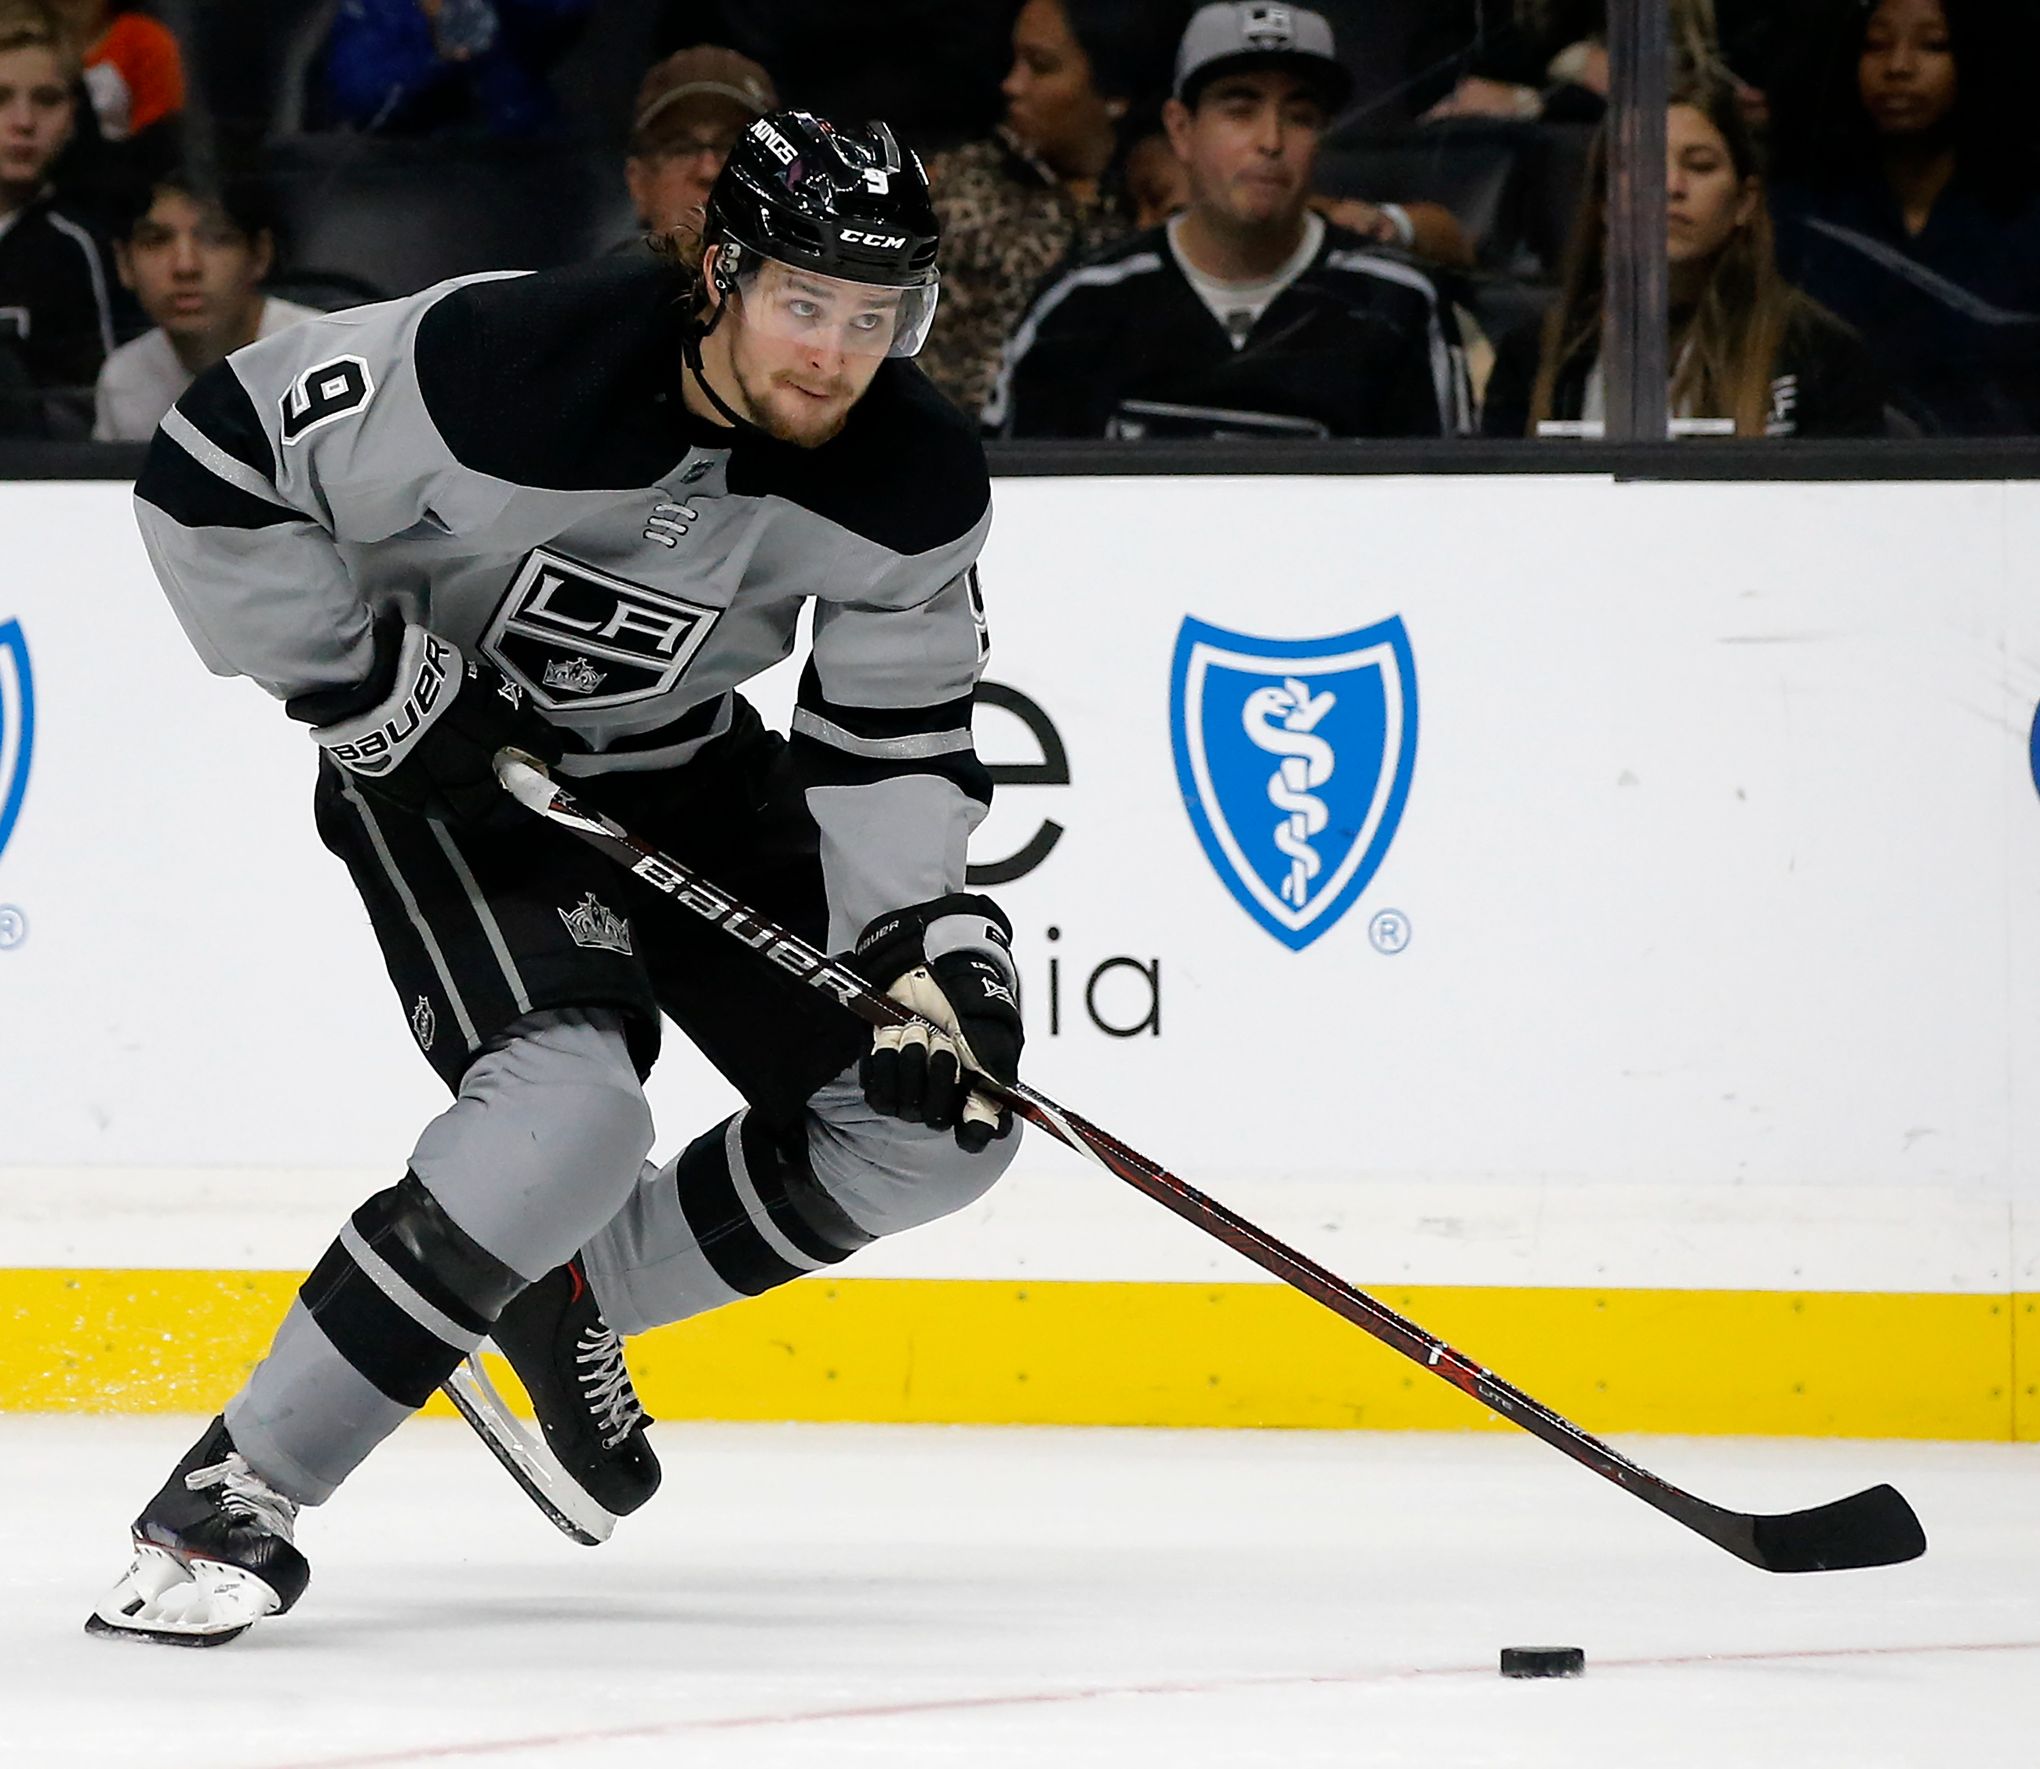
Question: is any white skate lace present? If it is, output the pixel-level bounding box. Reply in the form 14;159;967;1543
185;1453;300;1542
574;1326;647;1451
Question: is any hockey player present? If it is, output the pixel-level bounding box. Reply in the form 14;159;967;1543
87;110;1025;1645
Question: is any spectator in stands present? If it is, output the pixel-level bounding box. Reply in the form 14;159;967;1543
1126;116;1475;267
1482;81;1884;438
1123;115;1475;265
93;171;315;441
0;0;115;436
624;46;775;245
317;0;594;137
987;2;1466;440
1123;117;1188;226
920;0;1176;420
1769;0;2040;434
50;0;181;144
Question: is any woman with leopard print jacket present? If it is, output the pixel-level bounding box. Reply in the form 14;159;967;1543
922;0;1168;421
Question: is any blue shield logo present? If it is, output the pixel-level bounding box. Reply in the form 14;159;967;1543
1170;615;1417;950
0;619;34;867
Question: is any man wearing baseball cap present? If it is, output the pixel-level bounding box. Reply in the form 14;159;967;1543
986;2;1468;440
625;45;778;240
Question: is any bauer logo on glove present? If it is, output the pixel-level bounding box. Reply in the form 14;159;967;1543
318;629;455;776
286;613;563;827
854;893;1023;1153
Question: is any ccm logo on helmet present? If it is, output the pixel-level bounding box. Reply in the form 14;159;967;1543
841;229;907;249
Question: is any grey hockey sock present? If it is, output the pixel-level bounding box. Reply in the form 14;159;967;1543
226;1173;526;1504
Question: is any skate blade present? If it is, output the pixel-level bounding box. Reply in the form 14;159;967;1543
83;1543;280;1647
442;1351;616;1547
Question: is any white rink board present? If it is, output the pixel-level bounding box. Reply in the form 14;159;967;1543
2;475;2038;1291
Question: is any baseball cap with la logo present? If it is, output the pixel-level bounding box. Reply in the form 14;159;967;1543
1172;2;1354;111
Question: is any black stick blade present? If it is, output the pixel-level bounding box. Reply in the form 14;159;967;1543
1745;1483;1927;1572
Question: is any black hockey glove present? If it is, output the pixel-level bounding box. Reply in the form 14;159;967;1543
855;893;1022;1153
286;614;561;827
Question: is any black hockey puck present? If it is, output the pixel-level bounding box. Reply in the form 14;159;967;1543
1500;1646;1585;1679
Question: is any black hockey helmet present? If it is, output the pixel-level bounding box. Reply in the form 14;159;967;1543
700;110;941;357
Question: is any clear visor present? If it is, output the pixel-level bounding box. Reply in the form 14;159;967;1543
727;252;940;360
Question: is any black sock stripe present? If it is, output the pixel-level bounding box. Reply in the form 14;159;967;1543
351;1174;526;1331
740;1112;874;1265
301;1241;468;1408
673;1121;809;1297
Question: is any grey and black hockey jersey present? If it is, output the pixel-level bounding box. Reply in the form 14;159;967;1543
134;254;995;950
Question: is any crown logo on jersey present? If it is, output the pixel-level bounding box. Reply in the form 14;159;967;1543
559;893;633;956
542;656;608;696
1243;4;1296;49
411;994;436;1052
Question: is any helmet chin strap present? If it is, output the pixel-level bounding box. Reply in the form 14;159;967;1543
680;244;779;442
680;327;756;433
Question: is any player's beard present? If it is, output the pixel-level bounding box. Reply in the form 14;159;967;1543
727;336;862;449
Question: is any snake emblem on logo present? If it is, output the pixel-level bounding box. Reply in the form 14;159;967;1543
1169;615;1417;951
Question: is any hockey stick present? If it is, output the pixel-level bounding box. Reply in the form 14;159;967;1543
495;755;1926;1575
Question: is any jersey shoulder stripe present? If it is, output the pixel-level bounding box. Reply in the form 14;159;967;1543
174;358;280;482
136;364;302;530
45;209;115;358
1322;244;1446;310
983;237;1169;428
135;427;307;531
413;256;691;493
1022;239;1171;321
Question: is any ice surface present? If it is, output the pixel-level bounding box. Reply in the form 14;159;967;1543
5;1418;2036;1767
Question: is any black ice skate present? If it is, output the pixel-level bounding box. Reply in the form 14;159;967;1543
85;1416;310;1647
443;1257;660;1546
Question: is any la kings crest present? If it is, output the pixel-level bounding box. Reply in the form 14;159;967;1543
484;548;721;713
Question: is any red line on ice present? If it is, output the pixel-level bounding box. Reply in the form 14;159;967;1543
250;1638;2040;1769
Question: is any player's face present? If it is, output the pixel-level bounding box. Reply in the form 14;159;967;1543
0;45;75;199
718;258;897;447
1665;104;1755;272
1167;71;1325;233
119;190;272;341
1860;0;1957;139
